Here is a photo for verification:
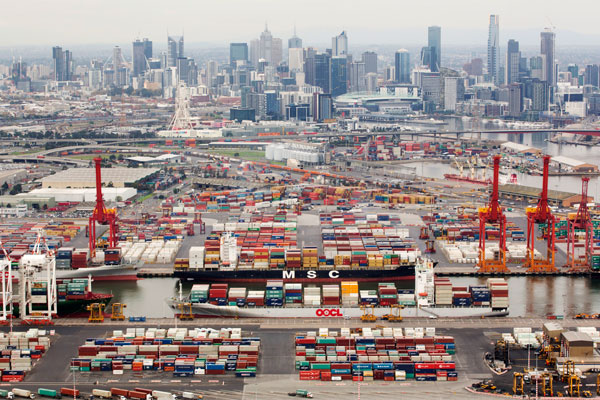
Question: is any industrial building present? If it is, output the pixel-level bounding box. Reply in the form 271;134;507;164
551;155;598;173
265;141;329;165
0;169;28;187
26;187;137;202
40;167;159;188
499;142;541;155
125;154;182;166
498;183;593;207
0;195;56;209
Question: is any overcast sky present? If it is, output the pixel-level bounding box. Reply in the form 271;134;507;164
3;0;600;48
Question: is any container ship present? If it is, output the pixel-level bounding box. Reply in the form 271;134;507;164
443;174;491;186
174;211;424;283
168;260;510;318
55;247;138;281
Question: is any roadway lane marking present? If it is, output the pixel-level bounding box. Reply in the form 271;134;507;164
170;380;181;383
128;380;140;383
150;380;161;382
208;380;219;383
191;380;201;382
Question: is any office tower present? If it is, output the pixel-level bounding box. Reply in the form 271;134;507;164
132;40;147;77
249;40;259;67
362;51;377;74
428;26;441;72
507;84;523;117
330;56;348;97
568;64;579;84
177;57;197;86
540;29;556;87
444;77;463;111
271;38;283;66
288;27;302;49
143;39;152;60
585;65;599;88
113;46;124;70
530;56;545;80
52;46;66;81
167;36;184;68
505;39;520;84
365;73;378;93
523;78;549;111
64;50;72;81
463;58;483;76
420;46;432;70
332;31;348;56
230;43;248;66
313;53;331;93
487;15;500;85
289;48;304;72
394;49;410;84
313;93;333;122
349;61;366;92
206;60;218;87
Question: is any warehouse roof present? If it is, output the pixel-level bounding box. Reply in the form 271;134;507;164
499;184;583;201
500;142;540;153
126;154;180;163
561;331;593;345
40;167;158;188
551;155;591;167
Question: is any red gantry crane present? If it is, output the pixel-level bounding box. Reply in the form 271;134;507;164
565;177;592;272
525;155;557;272
477;155;509;273
88;157;118;257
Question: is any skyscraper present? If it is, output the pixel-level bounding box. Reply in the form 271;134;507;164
230;43;248;66
540;29;556;87
394;49;410;84
362;51;377;74
487;15;500;85
52;46;66;81
585;64;599;88
255;25;283;66
330;56;348;96
132;39;147;77
505;39;520;84
349;61;366;92
332;31;348;56
167;36;184;68
288;26;302;49
143;39;152;60
428;26;441;72
113;46;125;70
313;53;331;93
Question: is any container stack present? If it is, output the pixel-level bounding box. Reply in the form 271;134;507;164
359;290;378;306
295;328;456;382
378;283;398;306
71;249;89;269
72;328;259;378
451;286;472;307
434;278;453;306
341;282;359;307
303;247;318;268
104;247;121;265
304;286;321;307
189;284;209;303
269;248;286;269
469;286;491;306
488;278;509;309
285;249;302;268
208;284;228;305
204;236;221;268
284;283;302;306
322;285;340;306
56;247;73;270
228;288;247;306
265;281;283;307
0;329;52;382
188;247;204;270
246;291;265;306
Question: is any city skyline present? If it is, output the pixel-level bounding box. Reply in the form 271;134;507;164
2;0;600;47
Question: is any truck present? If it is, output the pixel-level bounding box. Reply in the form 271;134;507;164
0;390;10;399
288;390;313;398
11;390;34;399
109;390;128;398
90;391;111;399
37;390;61;399
59;389;79;398
180;393;202;400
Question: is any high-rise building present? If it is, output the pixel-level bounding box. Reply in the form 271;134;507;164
428;26;441;72
505;39;520;84
313;93;333;122
289;48;304;72
288;27;302;49
330;56;348;97
132;39;148;77
365;72;378;94
394;49;410;84
523;78;549;111
271;38;283;66
113;46;125;70
568;64;580;84
362;51;377;74
507;83;523;117
253;25;282;67
309;52;331;94
206;60;218;87
143;39;152;60
332;31;348;56
530;56;545;80
420;46;433;70
167;36;184;68
487;15;500;85
444;77;463;111
349;61;366;92
52;46;71;81
540;29;556;87
230;43;248;66
585;64;600;88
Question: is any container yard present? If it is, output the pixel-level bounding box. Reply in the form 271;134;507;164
0;330;52;382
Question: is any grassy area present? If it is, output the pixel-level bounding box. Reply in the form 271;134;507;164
68;154;114;161
136;193;154;203
11;148;44;155
208;149;266;161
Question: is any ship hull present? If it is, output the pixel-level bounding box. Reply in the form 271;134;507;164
56;264;138;281
167;300;508;319
174;265;416;283
12;294;113;317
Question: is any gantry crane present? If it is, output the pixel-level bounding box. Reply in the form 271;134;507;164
478;155;508;273
525;155;557;272
565;177;592;272
88;157;118;258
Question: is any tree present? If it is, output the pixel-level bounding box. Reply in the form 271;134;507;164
9;184;22;195
1;182;8;194
107;181;114;188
